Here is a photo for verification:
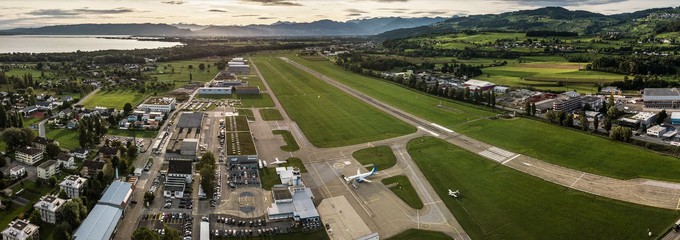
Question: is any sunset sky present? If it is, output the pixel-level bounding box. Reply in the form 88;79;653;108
0;0;677;29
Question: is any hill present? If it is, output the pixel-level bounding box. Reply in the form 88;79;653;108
0;17;446;37
377;6;680;39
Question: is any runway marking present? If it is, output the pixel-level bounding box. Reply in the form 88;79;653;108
418;126;440;137
570;173;586;188
425;200;442;205
502;154;521;165
522;162;533;167
676;197;680;210
430;123;454;133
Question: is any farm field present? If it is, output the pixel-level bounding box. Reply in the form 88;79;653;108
286;55;496;127
236;108;254;120
352;145;396;171
387;229;452;240
478;62;626;93
455;117;680;182
45;128;80;150
381;175;423;209
272;130;299;152
289;56;680;182
259;109;283;121
252;56;415;148
408;137;678;240
81;89;146;109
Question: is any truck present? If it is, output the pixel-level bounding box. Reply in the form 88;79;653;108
200;221;210;240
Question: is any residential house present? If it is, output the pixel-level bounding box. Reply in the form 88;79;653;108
71;148;89;159
33;195;66;224
9;166;26;181
58;109;73;119
35;101;55;111
81;160;105;178
37;160;59;182
99;146;118;162
67;119;78;129
1;219;39;240
60;175;87;199
56;152;75;169
32;137;58;150
15;146;44;165
19;106;38;117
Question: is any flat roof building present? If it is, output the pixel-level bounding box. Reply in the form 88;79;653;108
138;97;176;113
15;146;43;165
672;112;680;125
37;160;59;182
198;87;232;95
1;219;39;240
60;175;87;199
33;195;66;224
72;180;132;240
619;112;657;129
463;79;495;91
180;139;198;156
643;88;680;108
267;187;319;221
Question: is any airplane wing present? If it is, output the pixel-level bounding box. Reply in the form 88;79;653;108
356;168;361;175
360;178;372;183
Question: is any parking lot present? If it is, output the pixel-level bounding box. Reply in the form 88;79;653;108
140;212;194;239
208;214;299;238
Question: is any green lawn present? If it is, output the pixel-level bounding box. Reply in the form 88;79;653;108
237;108;254;120
81;89;146;109
1;181;56;228
45;128;80;150
408;137;678;240
107;128;159;139
259;109;284;121
23;117;42;128
290;56;680;182
352;145;396;171
387;229;452;240
273;130;299;152
152;58;221;90
252;56;415;148
455;117;680;182
237;94;274;108
381;175;423;209
287;55;495;127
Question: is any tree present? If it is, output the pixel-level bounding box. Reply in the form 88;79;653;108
144;191;155;205
563;114;573;127
603;117;613;132
45;143;61;160
531;103;537;116
132;227;160;240
53;222;71;240
198;63;206;71
0;105;7;128
62;198;86;227
28;210;43;226
1;127;28;150
657;109;668;125
200;166;215;198
162;224;181;240
579;113;589;131
607;106;619;118
48;175;58;187
525;101;531;115
123;103;133;114
78;121;88;148
593;117;600;131
111;156;120;168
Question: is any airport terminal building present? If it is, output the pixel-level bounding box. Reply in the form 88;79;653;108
643;88;680;109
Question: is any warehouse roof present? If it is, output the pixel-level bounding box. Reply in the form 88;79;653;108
99;181;132;207
72;204;122;240
644;88;680;97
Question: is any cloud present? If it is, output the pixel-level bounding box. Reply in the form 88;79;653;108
241;0;302;6
258;17;274;19
347;13;362;17
208;9;229;13
234;14;259;17
161;1;185;5
497;0;628;6
411;11;450;15
27;8;135;16
345;9;368;14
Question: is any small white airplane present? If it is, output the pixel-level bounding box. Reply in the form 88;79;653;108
344;166;377;183
448;189;460;198
270;158;287;165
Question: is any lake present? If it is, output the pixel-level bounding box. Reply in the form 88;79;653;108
0;35;182;53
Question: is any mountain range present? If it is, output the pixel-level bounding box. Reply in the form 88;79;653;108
377;6;680;39
0;17;447;37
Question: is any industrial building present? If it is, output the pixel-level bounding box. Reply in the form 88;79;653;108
266;186;319;221
1;219;39;240
73;181;132;240
164;160;193;198
137;97;176;113
553;92;582;113
463;79;495;91
618;112;657;129
227;58;250;74
166;112;204;160
643;88;680;108
647;125;669;137
672;112;680;125
581;95;603;110
198;87;232;95
234;86;261;95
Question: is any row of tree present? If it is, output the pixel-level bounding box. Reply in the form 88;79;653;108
78;116;107;149
198;152;217;199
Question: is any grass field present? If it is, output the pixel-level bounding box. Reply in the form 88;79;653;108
408;137;678;240
352;145;396;171
152;58;221;89
236;94;274;108
252;56;415;148
81;89;146;109
237;108;254;120
259;109;284;121
107;128;159;139
455;117;680;182
478;62;626;93
45;128;80;150
381;175;423;209
23;117;42;128
285;55;496;127
289;56;680;182
273;130;299;152
1;181;56;228
387;229;452;240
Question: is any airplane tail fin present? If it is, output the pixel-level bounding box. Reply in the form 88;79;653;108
371;166;377;174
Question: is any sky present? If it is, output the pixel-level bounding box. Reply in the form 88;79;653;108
0;0;677;29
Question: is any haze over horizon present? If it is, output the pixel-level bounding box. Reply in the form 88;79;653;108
0;0;677;30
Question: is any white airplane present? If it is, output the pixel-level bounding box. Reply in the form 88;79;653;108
344;166;377;183
448;189;460;198
270;158;287;165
